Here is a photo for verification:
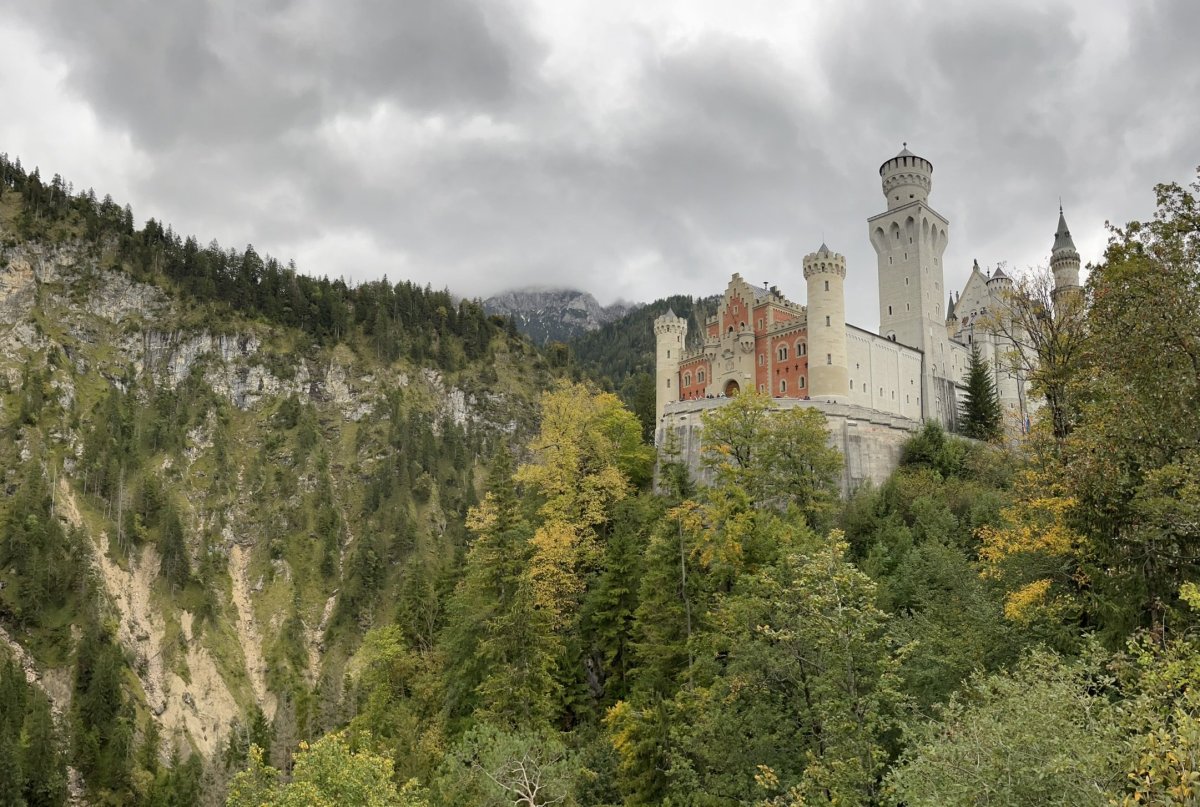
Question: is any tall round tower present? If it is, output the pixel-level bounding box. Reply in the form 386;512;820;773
1050;206;1081;304
803;243;849;402
653;310;687;435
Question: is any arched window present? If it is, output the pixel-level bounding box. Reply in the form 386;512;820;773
778;345;789;361
799;376;806;388
824;280;829;291
684;372;692;386
780;379;787;393
798;342;806;356
698;370;705;383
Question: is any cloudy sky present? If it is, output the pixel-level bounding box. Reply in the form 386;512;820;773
1;0;1196;329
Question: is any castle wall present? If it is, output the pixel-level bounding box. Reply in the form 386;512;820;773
658;397;920;494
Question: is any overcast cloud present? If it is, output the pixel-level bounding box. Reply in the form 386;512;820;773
1;0;1196;329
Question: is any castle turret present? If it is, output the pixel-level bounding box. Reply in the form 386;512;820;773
1051;205;1081;304
945;292;958;337
803;243;849;402
986;264;1012;293
653;310;687;435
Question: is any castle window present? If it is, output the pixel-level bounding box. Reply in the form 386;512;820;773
888;305;893;315
780;379;787;393
906;303;910;311
740;322;746;330
905;277;909;286
667;350;670;358
825;316;831;327
759;384;765;392
850;380;854;389
759;354;765;366
892;390;895;399
889;257;893;265
824;280;829;292
698;370;705;382
728;326;734;334
684;373;692;386
826;354;832;365
799;376;806;388
799;343;806;356
667;379;671;388
778;346;789;361
880;387;884;397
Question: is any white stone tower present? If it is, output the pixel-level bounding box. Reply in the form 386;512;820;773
653;309;687;428
868;146;954;424
1050;205;1081;304
803;243;849;401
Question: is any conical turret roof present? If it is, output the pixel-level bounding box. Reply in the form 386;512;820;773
1053;206;1078;254
817;242;831;256
946;293;956;321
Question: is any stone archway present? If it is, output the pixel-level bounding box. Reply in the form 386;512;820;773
724;380;740;397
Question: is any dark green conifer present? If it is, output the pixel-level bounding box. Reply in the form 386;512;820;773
960;344;1003;441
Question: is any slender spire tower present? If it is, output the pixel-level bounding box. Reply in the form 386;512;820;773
653;310;687;437
1050;205;1082;304
803;243;849;401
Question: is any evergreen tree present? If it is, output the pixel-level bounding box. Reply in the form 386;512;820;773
959;344;1003;441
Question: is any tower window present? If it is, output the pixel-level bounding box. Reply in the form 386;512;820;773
759;354;765;365
667;379;671;388
826;354;832;365
825;316;831;327
905;277;909;285
850;380;854;390
824;280;829;292
778;346;789;361
888;305;893;315
667;350;670;358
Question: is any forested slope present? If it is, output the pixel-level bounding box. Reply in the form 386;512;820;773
2;153;1200;807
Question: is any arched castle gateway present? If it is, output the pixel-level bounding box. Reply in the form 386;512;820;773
655;147;1082;490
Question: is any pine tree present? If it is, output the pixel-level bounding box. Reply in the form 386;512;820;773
960;344;1003;441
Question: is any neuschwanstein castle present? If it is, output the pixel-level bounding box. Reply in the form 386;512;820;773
653;146;1082;489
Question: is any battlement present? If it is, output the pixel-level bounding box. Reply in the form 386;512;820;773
802;248;847;279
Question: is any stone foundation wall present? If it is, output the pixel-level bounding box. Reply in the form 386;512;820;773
657;397;920;494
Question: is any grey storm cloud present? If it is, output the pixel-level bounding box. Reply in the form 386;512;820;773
3;0;1198;328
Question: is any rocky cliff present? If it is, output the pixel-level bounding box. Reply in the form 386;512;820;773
483;287;636;344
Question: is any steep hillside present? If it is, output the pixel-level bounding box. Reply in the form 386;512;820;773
0;159;552;802
483;287;635;345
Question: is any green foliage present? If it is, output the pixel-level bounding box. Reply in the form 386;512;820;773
700;391;842;527
0;655;68;807
227;734;422;807
959;343;1003;441
434;724;582;807
886;649;1124;805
